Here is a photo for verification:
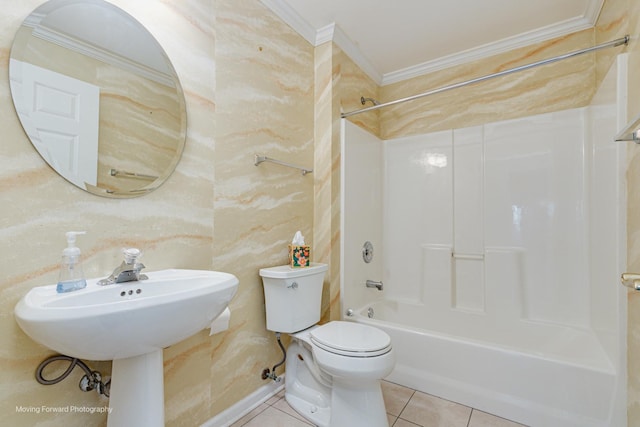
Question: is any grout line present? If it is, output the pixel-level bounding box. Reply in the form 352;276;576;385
237;404;270;427
271;405;314;426
267;393;284;406
250;382;524;427
397;389;416;419
394;416;422;427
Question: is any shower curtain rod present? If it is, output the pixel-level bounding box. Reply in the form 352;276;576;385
341;35;630;118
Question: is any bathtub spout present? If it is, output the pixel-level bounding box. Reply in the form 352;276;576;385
366;280;383;291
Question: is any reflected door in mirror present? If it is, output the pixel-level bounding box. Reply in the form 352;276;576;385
9;0;187;198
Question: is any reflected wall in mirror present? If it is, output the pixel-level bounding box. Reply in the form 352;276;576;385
9;0;187;198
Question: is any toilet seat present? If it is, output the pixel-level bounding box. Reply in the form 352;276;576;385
310;321;391;357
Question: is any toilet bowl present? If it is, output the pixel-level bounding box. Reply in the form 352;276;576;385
260;263;395;427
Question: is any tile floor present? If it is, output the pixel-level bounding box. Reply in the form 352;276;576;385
229;380;527;427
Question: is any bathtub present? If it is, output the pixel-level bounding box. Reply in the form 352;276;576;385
349;300;618;427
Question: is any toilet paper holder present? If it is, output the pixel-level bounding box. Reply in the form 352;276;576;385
621;273;640;291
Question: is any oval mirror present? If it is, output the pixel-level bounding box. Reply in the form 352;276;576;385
9;0;187;198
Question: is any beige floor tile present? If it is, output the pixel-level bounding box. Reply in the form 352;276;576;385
272;397;313;424
241;406;312;427
235;383;529;427
400;391;472;427
468;410;528;427
229;403;269;427
382;380;415;416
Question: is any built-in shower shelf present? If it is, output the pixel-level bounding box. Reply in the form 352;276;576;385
452;252;484;260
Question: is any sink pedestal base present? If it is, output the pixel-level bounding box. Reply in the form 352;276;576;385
108;350;164;427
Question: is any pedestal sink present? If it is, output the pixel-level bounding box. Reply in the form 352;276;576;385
14;269;238;427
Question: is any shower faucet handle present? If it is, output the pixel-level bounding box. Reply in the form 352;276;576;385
366;280;383;291
621;273;640;290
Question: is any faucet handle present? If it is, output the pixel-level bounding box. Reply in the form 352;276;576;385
366;279;384;291
123;248;142;264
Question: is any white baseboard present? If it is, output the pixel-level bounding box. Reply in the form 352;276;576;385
200;377;285;427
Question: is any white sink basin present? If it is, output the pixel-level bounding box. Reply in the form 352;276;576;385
14;269;238;360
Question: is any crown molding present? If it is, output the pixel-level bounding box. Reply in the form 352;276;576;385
314;22;382;84
261;0;383;84
260;0;317;45
22;12;175;87
331;25;382;84
381;15;596;85
585;0;605;23
315;23;334;45
29;25;175;87
262;0;604;86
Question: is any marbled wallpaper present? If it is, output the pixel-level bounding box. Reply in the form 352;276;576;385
378;29;599;138
311;41;381;325
312;41;336;324
211;0;315;418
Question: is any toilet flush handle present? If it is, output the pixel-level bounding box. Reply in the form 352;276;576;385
287;281;298;289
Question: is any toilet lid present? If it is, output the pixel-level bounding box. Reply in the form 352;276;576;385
310;321;391;357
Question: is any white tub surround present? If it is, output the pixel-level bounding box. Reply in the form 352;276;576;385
340;56;628;427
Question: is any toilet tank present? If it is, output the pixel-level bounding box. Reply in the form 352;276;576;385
259;263;328;333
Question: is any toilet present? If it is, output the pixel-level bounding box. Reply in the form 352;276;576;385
259;263;395;427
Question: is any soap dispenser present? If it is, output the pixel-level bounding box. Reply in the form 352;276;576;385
56;231;87;293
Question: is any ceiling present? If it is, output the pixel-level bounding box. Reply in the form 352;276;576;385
261;0;605;85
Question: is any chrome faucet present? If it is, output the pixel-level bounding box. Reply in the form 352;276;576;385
366;279;383;291
98;248;148;286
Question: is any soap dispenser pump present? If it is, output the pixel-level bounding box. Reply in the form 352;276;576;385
56;231;87;293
